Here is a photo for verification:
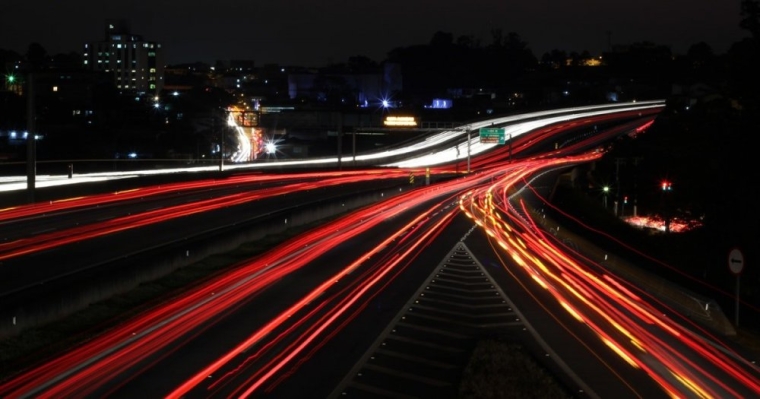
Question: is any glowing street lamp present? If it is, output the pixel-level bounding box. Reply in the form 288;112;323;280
264;141;277;155
661;180;673;232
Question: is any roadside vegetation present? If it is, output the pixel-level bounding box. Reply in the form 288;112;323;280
458;338;574;399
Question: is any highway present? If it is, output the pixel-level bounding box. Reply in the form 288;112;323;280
5;101;755;397
0;100;664;194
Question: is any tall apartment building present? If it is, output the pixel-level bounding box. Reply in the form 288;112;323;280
83;19;164;95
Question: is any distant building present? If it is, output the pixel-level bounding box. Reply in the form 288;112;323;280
83;19;164;95
287;62;402;107
164;62;212;93
228;60;256;73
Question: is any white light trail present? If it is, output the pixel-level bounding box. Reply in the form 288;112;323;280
0;101;664;193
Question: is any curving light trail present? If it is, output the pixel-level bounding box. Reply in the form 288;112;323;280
0;171;410;261
0;101;663;193
4;103;731;398
228;110;253;163
458;152;760;398
0;168;485;398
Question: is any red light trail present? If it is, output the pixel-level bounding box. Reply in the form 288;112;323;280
8;109;746;398
458;152;760;398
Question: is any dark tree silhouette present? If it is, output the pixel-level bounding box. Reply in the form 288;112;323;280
25;42;48;70
456;34;478;49
430;31;454;48
740;0;760;39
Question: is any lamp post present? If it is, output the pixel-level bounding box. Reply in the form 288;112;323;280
465;125;471;173
661;180;672;233
26;73;36;203
602;186;609;209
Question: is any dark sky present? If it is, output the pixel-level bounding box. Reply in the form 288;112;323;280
1;0;746;67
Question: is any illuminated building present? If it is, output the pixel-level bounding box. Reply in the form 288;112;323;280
83;19;164;95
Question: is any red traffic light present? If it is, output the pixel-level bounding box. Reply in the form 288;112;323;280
661;181;672;191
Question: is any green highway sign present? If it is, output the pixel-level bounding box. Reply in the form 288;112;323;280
479;127;506;144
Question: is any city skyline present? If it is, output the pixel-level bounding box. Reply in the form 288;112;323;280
1;0;748;67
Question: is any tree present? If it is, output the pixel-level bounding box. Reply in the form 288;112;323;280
346;55;378;73
51;52;83;69
541;49;568;70
740;0;760;40
25;42;48;70
456;34;478;49
429;31;454;48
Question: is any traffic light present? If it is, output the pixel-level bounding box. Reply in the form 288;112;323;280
661;181;672;191
624;196;628;204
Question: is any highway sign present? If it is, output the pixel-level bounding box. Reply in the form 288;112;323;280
479;127;506;144
728;247;744;275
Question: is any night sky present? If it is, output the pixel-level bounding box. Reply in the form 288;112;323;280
1;0;746;67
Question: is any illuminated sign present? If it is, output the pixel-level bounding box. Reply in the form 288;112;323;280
479;127;506;144
384;116;418;127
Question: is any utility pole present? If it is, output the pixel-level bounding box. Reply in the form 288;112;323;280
466;125;471;173
217;113;224;172
614;157;626;216
632;157;642;217
606;31;612;52
337;112;343;170
26;73;36;203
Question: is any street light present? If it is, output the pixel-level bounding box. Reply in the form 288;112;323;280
661;180;673;232
602;186;610;209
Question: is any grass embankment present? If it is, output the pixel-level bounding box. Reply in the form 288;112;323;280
458;339;574;399
548;185;760;356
